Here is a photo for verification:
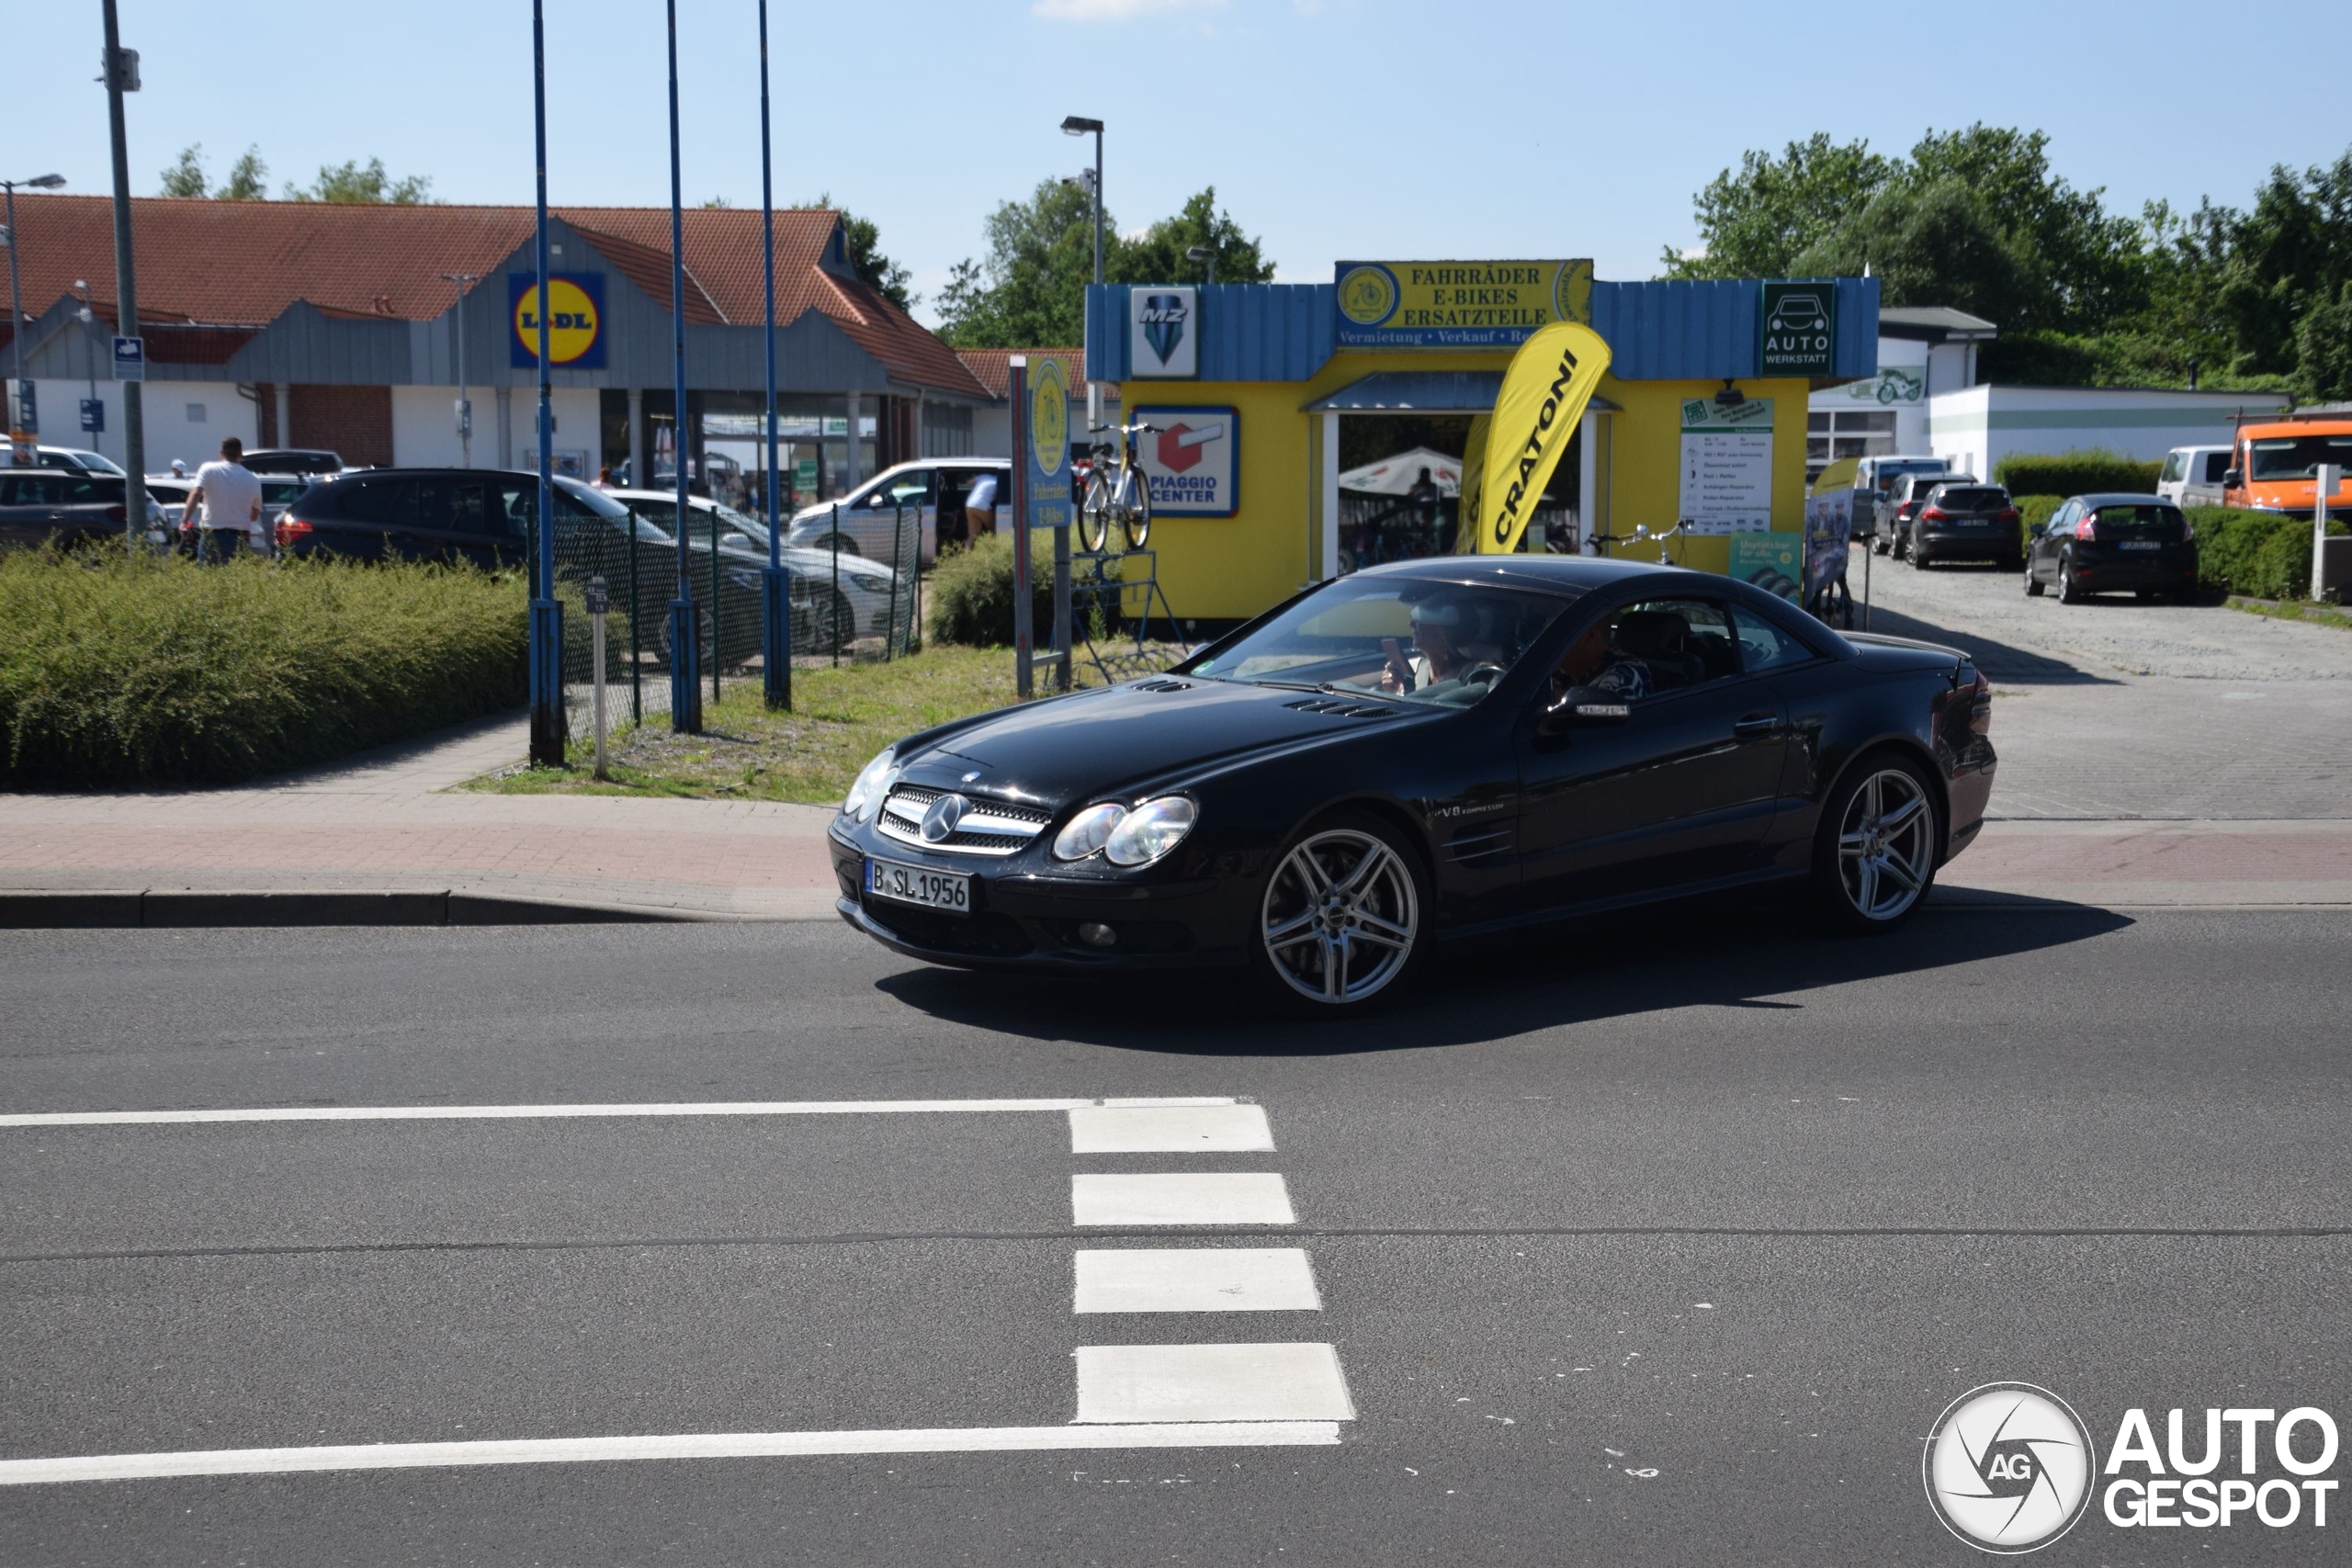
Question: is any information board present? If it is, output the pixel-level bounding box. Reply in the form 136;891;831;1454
1679;397;1774;534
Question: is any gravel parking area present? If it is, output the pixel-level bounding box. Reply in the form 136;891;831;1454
1849;548;2352;819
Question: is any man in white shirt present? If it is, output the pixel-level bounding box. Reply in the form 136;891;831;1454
185;436;265;562
963;471;999;540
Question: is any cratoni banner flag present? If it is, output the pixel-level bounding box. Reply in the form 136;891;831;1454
1477;321;1611;554
1453;411;1492;556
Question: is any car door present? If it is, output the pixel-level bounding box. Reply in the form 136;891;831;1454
0;474;54;547
2031;500;2075;582
1514;593;1792;914
327;475;413;561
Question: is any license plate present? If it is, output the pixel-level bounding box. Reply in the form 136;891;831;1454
867;856;971;914
2119;540;2162;551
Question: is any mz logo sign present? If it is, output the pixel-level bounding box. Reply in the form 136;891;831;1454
1760;281;1836;377
1129;286;1198;378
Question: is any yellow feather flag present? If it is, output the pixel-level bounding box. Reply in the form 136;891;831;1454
1476;321;1611;554
1453;412;1491;556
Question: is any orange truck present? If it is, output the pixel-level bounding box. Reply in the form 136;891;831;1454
2223;412;2352;519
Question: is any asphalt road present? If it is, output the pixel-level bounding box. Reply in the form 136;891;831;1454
5;912;2351;1566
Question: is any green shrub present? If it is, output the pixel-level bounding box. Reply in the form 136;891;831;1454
0;547;527;785
924;531;1055;647
2012;494;2064;552
2188;507;2347;601
1994;449;2163;498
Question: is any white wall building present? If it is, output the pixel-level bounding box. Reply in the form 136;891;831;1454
1924;384;2292;482
1807;306;1993;483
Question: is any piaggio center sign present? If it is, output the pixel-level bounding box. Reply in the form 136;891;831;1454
509;273;606;368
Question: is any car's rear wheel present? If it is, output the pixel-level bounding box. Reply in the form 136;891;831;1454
793;588;854;654
1255;812;1430;1013
1814;753;1939;933
2058;557;2086;604
1907;535;1928;569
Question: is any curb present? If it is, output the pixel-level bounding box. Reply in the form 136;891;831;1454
0;889;684;930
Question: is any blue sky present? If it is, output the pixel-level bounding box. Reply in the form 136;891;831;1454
15;1;2350;326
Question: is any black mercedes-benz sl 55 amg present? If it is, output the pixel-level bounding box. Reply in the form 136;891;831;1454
830;556;1996;1012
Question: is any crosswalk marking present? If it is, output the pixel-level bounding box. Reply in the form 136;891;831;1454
0;1097;1239;1130
1070;1172;1296;1227
1072;1344;1356;1425
0;1422;1345;1485
1074;1247;1322;1314
1068;1103;1274;1154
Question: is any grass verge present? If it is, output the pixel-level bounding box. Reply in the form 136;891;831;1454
472;644;1033;805
0;547;526;786
2226;594;2352;632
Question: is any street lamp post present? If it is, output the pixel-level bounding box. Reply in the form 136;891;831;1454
4;175;70;466
436;272;481;467
1059;117;1104;288
100;0;145;544
757;0;791;712
1186;243;1216;287
526;0;566;766
663;0;701;733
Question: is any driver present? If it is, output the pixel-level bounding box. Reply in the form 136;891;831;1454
1380;599;1473;693
1548;617;1653;707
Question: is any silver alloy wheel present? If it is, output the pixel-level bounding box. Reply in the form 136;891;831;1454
1260;828;1419;1005
1837;768;1936;922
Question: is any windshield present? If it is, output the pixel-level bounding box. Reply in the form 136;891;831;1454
2248;434;2352;481
1179;576;1576;708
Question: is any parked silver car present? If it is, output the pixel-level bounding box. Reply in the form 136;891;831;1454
606;490;914;648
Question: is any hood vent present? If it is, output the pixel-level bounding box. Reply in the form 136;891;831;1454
1131;678;1193;693
1283;696;1400;721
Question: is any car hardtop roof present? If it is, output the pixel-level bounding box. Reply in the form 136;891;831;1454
2075;492;2174;506
1351;554;1685;595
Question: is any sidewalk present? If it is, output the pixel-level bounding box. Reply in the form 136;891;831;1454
5;712;2351;925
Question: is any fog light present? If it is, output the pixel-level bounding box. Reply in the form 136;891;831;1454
1078;921;1118;949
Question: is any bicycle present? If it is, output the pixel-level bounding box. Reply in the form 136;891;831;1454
1583;520;1690;565
1079;419;1159;554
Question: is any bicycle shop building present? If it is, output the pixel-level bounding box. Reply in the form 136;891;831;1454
1082;265;1881;623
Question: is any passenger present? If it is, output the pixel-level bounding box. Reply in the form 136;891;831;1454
1548;617;1653;707
1379;599;1474;694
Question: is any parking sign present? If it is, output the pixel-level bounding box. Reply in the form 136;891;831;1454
111;335;146;382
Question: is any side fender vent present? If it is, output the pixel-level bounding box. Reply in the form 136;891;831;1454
1132;678;1193;693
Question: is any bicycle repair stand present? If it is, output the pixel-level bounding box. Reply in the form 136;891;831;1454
1067;546;1191;685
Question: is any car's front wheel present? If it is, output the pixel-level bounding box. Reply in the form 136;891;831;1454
1254;812;1430;1013
2023;555;2044;595
1814;753;1939;932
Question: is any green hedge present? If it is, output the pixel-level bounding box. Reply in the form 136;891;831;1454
0;547;527;785
1994;449;2163;498
2188;507;2347;601
925;531;1056;647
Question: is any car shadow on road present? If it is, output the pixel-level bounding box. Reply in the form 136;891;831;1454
875;893;2134;1056
1853;562;2117;685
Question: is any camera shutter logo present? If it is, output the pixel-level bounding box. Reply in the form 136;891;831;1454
1922;1382;2097;1553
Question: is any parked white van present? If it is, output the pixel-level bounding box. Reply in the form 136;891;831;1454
2157;445;2232;509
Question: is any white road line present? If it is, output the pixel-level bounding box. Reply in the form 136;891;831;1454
1074;1344;1356;1424
0;1422;1342;1485
1074;1248;1322;1314
0;1098;1238;1130
1070;1172;1296;1227
1069;1103;1274;1154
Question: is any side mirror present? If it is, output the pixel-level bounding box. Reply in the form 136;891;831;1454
719;532;753;550
2222;468;2242;488
2027;523;2046;539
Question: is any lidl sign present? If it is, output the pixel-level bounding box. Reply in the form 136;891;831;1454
1759;282;1836;376
1334;261;1593;348
509;273;606;368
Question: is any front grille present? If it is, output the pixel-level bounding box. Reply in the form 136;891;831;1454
877;784;1052;857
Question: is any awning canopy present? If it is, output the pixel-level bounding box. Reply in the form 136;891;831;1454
1338;446;1462;497
1303;370;1621;414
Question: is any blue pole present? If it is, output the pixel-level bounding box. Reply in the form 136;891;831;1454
526;0;566;766
664;0;702;732
758;0;791;710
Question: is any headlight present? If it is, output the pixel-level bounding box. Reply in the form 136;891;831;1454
1052;802;1126;861
842;747;897;822
1103;796;1196;867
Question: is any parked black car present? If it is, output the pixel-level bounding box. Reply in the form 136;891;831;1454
0;470;138;548
241;448;344;477
2024;493;2198;604
831;557;1996;1012
1906;482;2024;570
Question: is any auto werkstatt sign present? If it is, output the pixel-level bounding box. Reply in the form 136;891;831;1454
1759;282;1835;376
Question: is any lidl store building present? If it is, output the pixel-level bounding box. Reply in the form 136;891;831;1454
1084;265;1880;623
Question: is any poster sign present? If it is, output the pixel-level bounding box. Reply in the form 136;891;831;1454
80;398;105;434
1728;533;1803;601
508;273;607;368
1027;355;1072;531
1760;283;1836;376
1803;457;1860;603
1128;287;1196;378
1679;397;1775;533
1130;404;1238;517
1335;261;1593;348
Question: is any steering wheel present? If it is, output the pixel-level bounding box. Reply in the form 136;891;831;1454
1459;662;1507;688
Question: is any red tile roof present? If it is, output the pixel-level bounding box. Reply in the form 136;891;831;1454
954;348;1116;403
0;195;983;396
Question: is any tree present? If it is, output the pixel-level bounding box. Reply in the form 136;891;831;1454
1662;133;1894;279
284;157;432;205
804;193;915;313
937;183;1274;348
1111;186;1276;287
1792;178;2041;330
2295;280;2352;403
159;143;272;200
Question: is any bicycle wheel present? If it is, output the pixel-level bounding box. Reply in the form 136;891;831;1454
1124;468;1152;551
1080;470;1113;554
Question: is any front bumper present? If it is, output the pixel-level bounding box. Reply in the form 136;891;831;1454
828;825;1252;972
